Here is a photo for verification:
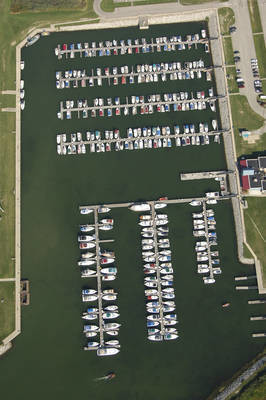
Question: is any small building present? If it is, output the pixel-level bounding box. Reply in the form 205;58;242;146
239;156;266;193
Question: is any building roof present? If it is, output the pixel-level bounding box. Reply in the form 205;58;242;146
258;156;266;169
241;175;250;190
246;159;259;169
239;156;266;192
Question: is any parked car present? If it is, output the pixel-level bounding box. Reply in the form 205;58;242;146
230;26;237;33
234;56;241;62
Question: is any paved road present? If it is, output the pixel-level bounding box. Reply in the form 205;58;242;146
93;0;266;119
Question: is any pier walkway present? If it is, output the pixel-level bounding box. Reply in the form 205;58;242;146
202;202;214;280
94;208;104;347
150;203;165;335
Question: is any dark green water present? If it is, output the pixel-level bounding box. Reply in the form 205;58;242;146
0;22;265;400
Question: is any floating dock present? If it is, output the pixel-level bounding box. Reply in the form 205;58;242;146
235;286;258;290
248;299;266;304
235;275;257;281
252;333;266;338
250;316;266;321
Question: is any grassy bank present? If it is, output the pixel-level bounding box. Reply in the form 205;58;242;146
244;198;266;287
10;0;86;12
223;36;234;65
229;95;264;157
100;0;132;12
230;371;266;400
226;67;239;94
253;34;266;79
218;7;235;35
0;282;15;343
247;0;263;34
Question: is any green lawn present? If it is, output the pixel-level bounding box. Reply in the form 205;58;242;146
226;67;239;94
0;282;15;343
100;0;131;12
230;368;266;400
0;94;16;109
10;0;86;12
229;95;265;157
243;243;253;260
247;0;263;34
218;7;235;35
223;36;234;65
262;81;266;96
253;34;266;79
244;198;266;288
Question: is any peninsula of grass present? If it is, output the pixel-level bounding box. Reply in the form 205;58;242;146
218;7;235;35
247;0;263;34
223;36;234;65
0;282;15;343
229;95;264;156
226;67;239;94
253;34;266;79
244;197;266;287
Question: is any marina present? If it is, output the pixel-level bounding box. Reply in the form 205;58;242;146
7;16;265;400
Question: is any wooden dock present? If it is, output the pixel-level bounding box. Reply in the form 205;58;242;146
235;286;258;290
250;316;266;321
202;202;214;280
235;275;257;281
180;170;232;181
252;333;266;338
94;208;104;347
248;299;266;304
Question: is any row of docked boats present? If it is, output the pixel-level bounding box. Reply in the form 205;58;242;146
56;122;220;155
136;206;178;342
191;205;222;285
55;59;211;89
54;30;207;59
78;206;120;356
20;79;25;110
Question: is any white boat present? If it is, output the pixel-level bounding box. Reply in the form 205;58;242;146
98;207;111;213
163;319;177;326
82;252;95;259
145;289;158;296
78;260;95;266
100;257;115;265
81;269;97;277
147;307;160;314
129;203;150;212
105;340;120;347
156;214;168;219
142;251;155;257
105;330;119;336
148;328;160;335
80;242;96;249
164;333;178;340
160;268;173;275
101;219;114;225
148;334;163;341
85;331;98;338
142;239;154;245
83;324;99;332
198;266;210;274
82;289;97;295
80;208;94;214
145;281;157;288
78;235;96;242
163;306;175;313
102;312;119;319
156;219;168;226
190;200;202;206
103;322;121;330
147;314;160;321
104;305;118;312
80;225;95;232
142;245;154;250
102;275;116;282
102;294;117;301
162;287;174;293
144;256;156;262
82;313;98;320
82;294;98;302
101;267;117;275
162;293;175;299
139;220;153;227
140;215;152;220
99;224;113;231
154;203;167;209
97;347;120;356
84;342;99;350
159;250;171;256
142;227;154;232
203;277;215;284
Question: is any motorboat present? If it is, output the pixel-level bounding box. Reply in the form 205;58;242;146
156;214;168;220
198;266;210;274
203;277;215;284
140;215;152;220
147;314;160;321
189;200;202;206
83;325;99;332
80;225;95;232
101;267;117;275
162;293;175;299
103;289;117;295
78;260;95;266
99;224;113;231
98;206;111;213
81;269;97;278
163;319;177;326
82;252;95;259
142;239;154;245
145;281;158;288
80;208;94;214
162;287;174;293
164;333;178;340
146;301;160;307
163;306;175;313
82;313;98;320
102;294;117;301
97;347;120;356
160;267;173;274
142;251;155;257
145;289;158;296
80;242;96;249
142;245;154;251
154;203;167;209
148;328;160;335
84;307;98;314
103;322;121;330
82;294;98;302
144;256;156;262
102;312;119;320
129;203;150;212
102;275;116;282
161;274;173;281
147;320;159;327
82;289;97;295
159;255;171;262
100;250;115;258
148;334;163;341
105;340;120;347
165;327;177;334
142;232;154;238
78;235;96;242
159;250;171;256
105;330;119;336
142;227;154;232
101;219;114;225
101;257;115;265
104;305;118;311
85;331;98;338
160;263;172;268
84;341;99;350
139;220;153;227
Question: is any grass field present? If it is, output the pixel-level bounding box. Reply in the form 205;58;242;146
226;67;239;94
230;370;266;400
229;95;265;157
218;7;235;35
100;0;131;12
10;0;86;13
0;282;15;342
244;197;266;287
180;0;228;4
247;0;263;34
223;36;234;65
243;243;252;260
253;34;266;79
